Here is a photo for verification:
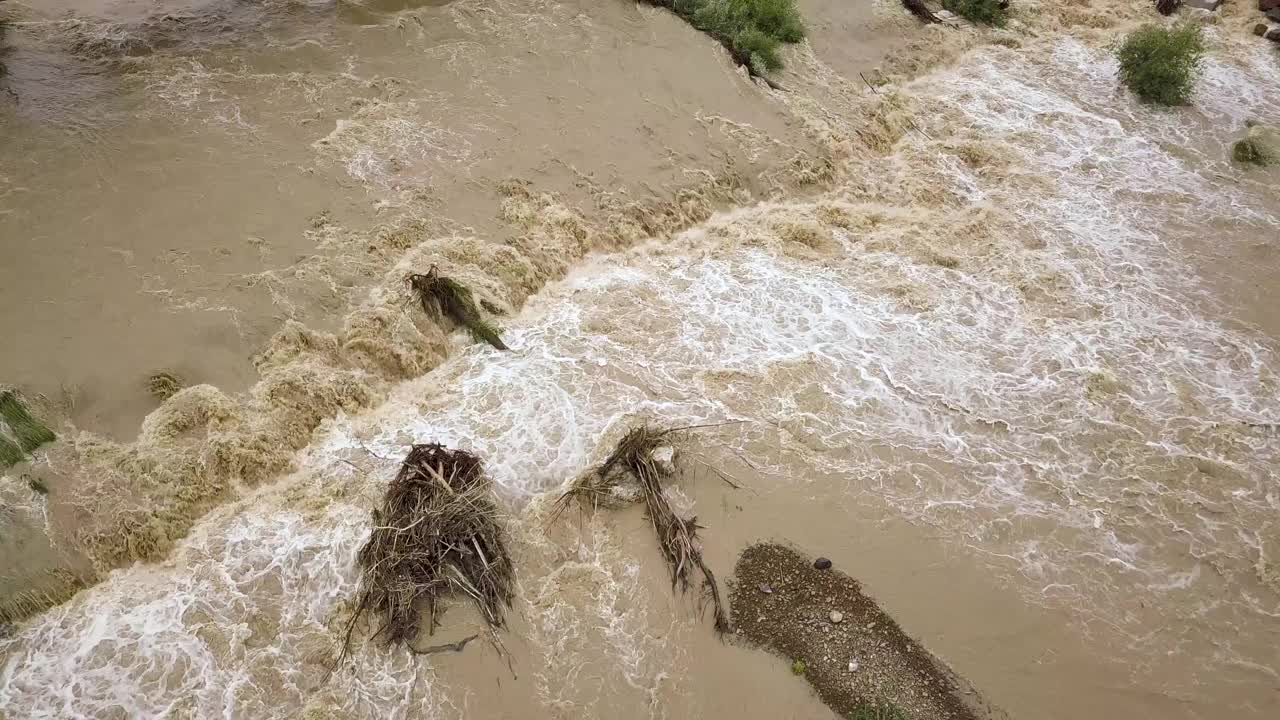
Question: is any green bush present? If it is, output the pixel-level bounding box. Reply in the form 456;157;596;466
659;0;806;73
943;0;1009;27
1116;24;1205;106
1232;139;1272;166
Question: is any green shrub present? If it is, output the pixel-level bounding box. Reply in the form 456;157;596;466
1116;24;1205;106
790;658;807;674
1232;139;1271;165
657;0;806;73
1233;138;1273;166
943;0;1009;27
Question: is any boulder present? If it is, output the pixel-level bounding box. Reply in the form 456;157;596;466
1269;27;1280;41
1268;7;1280;20
1257;23;1271;35
1262;0;1280;11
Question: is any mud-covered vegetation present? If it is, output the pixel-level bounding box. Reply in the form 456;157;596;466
146;372;184;401
1117;24;1205;105
408;266;509;351
645;0;806;76
943;0;1009;27
339;444;514;663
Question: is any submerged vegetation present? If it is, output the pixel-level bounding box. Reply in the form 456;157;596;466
943;0;1009;27
644;0;806;77
1116;24;1205;106
0;436;22;468
1233;138;1274;165
339;444;514;663
408;266;509;351
0;391;56;469
146;372;184;401
557;423;730;632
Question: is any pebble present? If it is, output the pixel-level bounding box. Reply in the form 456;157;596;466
758;583;773;594
848;659;860;672
829;610;844;623
813;557;832;570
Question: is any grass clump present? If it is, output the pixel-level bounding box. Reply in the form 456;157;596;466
408;266;509;351
851;702;909;720
791;658;807;675
1233;138;1273;166
1116;24;1205;106
942;0;1009;27
146;372;184;401
339;444;514;664
648;0;806;75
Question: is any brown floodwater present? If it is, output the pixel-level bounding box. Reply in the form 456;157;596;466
2;1;1279;719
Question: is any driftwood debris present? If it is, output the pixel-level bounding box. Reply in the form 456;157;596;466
338;444;515;665
556;424;730;633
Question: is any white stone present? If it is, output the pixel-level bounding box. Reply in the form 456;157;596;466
651;445;676;475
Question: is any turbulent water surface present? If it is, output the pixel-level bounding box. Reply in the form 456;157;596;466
2;1;1279;719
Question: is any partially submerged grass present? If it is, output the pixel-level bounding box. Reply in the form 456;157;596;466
0;390;55;452
0;436;23;468
0;569;90;624
146;372;184;401
1117;23;1205;106
339;444;514;664
791;658;807;675
851;702;909;720
645;0;806;78
556;423;730;633
943;0;1009;27
1233;138;1274;166
408;266;509;351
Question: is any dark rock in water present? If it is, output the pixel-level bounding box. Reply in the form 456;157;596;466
1182;0;1220;10
813;557;833;570
1268;27;1280;41
1267;7;1280;21
1261;0;1280;11
1156;0;1180;15
1257;23;1271;36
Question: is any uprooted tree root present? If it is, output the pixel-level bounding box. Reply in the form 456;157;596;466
555;424;730;633
408;265;509;351
337;444;515;666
